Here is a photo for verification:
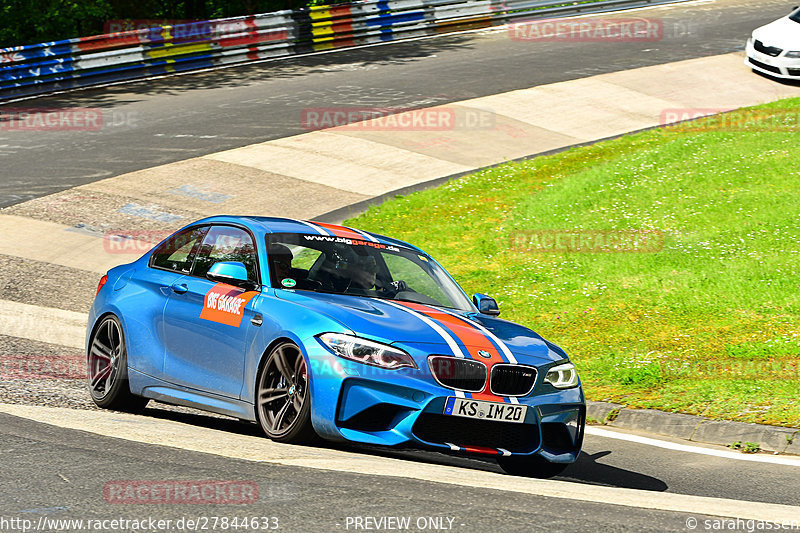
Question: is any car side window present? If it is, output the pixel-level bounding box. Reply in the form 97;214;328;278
192;226;259;282
150;226;207;273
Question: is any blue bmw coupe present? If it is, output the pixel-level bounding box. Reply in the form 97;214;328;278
87;216;584;477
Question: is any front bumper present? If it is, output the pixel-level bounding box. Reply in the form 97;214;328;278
303;339;585;462
745;39;800;79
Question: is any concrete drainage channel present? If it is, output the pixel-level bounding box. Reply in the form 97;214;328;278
587;403;800;456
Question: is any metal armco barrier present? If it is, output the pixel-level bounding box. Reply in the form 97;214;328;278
0;0;688;101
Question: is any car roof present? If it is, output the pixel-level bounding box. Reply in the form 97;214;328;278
189;215;426;254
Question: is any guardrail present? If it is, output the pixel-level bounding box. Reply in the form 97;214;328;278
0;0;687;101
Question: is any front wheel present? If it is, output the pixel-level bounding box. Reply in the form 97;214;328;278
497;455;569;478
255;342;316;444
87;315;149;412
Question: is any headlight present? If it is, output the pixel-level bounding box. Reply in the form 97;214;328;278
544;362;579;389
318;333;417;370
785;51;800;58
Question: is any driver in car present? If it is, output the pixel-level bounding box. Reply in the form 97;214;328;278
270;244;320;290
346;255;408;296
345;255;380;295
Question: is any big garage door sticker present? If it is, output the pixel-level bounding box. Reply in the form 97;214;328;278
200;283;258;327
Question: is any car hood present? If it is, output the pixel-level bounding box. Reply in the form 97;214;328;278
275;290;561;364
753;17;800;50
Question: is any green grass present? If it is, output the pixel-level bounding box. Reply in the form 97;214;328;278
346;99;800;427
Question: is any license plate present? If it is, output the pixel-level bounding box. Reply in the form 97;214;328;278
753;52;774;65
444;397;527;424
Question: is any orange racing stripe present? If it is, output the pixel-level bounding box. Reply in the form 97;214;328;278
310;221;365;241
462;445;501;455
396;301;507;402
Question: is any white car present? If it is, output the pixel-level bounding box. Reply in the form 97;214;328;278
745;7;800;79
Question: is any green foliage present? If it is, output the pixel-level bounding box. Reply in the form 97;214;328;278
742;441;761;454
0;0;351;47
1;0;113;48
729;441;761;453
347;98;800;426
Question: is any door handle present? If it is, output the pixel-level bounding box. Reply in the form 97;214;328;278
251;314;263;327
171;283;188;294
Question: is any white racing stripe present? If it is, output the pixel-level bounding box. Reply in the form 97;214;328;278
433;307;522;404
291;219;330;235
435;307;518;364
586;426;800;467
380;300;466;359
1;403;798;522
379;299;466;398
348;226;380;243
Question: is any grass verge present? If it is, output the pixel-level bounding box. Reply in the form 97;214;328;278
346;98;800;427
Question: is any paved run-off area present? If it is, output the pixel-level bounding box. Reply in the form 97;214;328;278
2;2;800;527
2;52;800;408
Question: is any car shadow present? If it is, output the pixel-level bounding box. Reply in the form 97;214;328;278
555;450;668;491
750;68;800;87
138;405;668;492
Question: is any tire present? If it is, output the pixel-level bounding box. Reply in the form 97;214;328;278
497;454;569;478
255;342;317;444
87;315;149;412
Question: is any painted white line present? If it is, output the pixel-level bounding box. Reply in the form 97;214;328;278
0;300;86;349
1;403;798;522
0;215;136;275
586;426;800;466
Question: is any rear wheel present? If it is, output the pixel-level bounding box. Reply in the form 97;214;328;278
497;455;569;478
87;315;149;412
255;342;316;443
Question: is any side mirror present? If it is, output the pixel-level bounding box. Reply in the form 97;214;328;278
472;293;500;316
207;262;255;289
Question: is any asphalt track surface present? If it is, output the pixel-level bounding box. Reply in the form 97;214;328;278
1;410;798;533
2;0;800;531
0;0;797;208
0;414;710;533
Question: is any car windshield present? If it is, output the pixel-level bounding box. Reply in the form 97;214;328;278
792;10;800;23
266;233;474;312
